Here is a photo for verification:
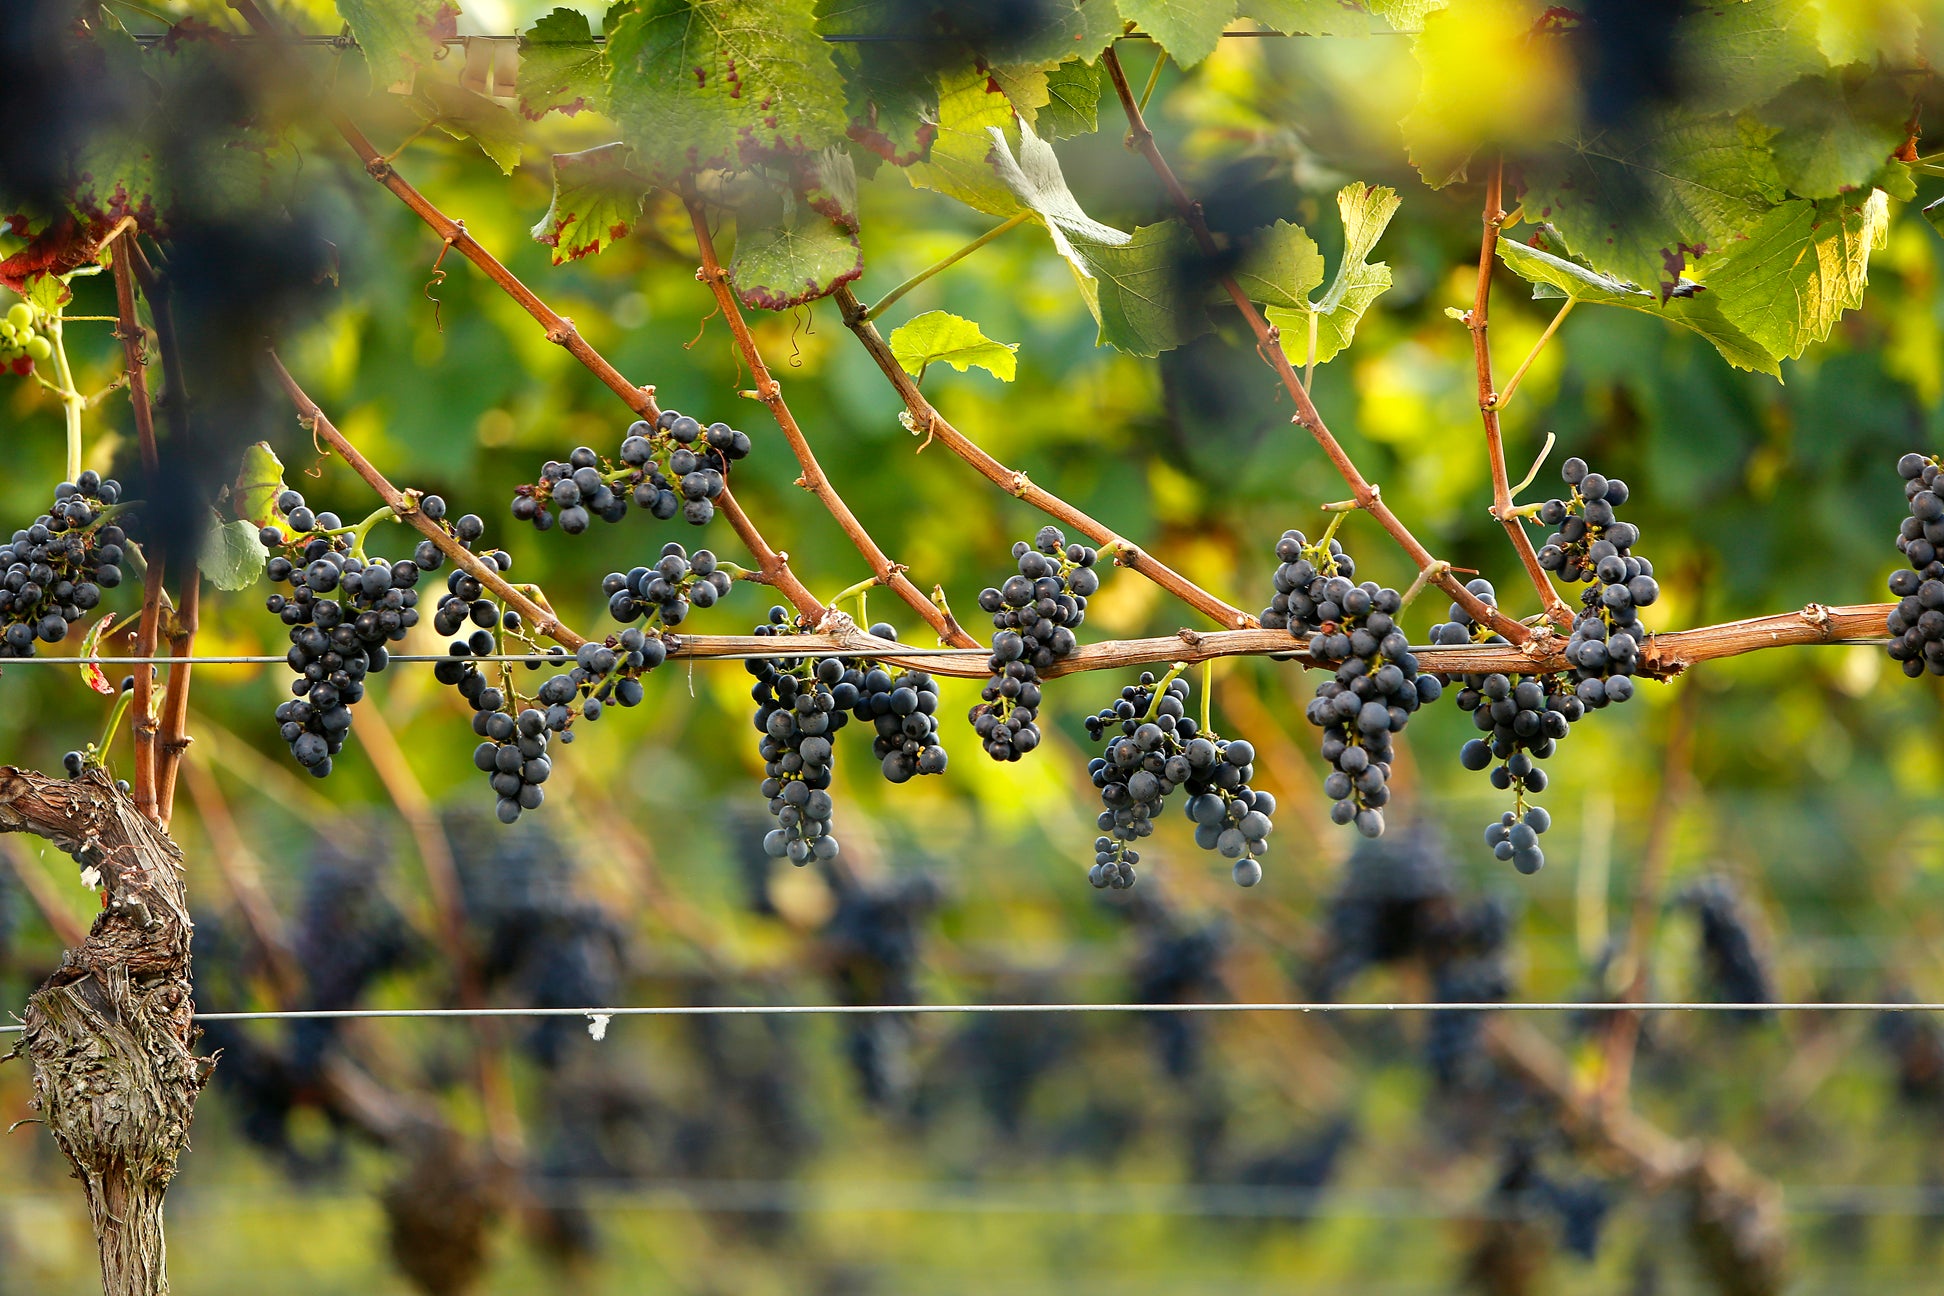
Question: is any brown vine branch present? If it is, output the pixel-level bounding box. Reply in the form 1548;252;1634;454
1470;161;1575;629
683;197;974;647
228;0;822;625
1098;47;1528;645
831;286;1257;630
112;240;165;822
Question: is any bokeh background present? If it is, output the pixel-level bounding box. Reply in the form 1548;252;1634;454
4;1;1944;1292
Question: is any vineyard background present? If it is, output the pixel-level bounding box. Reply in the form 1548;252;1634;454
5;0;1944;1292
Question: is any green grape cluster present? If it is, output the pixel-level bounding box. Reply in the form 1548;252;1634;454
0;302;52;377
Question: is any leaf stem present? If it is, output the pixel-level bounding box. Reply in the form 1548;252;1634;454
1490;296;1575;411
862;211;1033;322
1137;49;1167;112
90;684;137;770
45;311;85;483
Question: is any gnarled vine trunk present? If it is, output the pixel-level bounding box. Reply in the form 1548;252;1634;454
0;767;205;1296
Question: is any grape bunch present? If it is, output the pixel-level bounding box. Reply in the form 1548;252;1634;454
0;471;128;658
1297;568;1437;839
1887;452;1944;677
604;542;730;629
750;608;848;864
1536;456;1654;708
0;301;51;377
1430;579;1578;875
262;487;426;777
852;623;948;783
970;526;1099;761
511;409;752;535
1260;526;1355;634
1084;670;1275;889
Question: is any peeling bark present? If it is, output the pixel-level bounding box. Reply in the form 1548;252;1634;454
0;767;206;1296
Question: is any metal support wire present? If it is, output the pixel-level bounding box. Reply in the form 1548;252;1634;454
2;1000;1933;1034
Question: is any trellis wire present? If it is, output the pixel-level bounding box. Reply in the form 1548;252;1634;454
3;1000;1937;1034
0;638;1895;669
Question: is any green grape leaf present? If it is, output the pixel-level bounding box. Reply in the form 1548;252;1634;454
989;61;1052;124
1265;182;1399;366
1233;219;1324;309
814;0;940;165
1675;0;1825;115
606;0;848;184
1760;72;1907;200
531;143;651;263
906;64;1022;217
1035;58;1101;138
1522;112;1788;291
25;271;71;314
1495;234;1778;375
199;516;269;593
1118;0;1239;67
888;309;1019;380
986;123;1205;355
1400;0;1575;188
412;79;525;175
1241;0;1373;36
517;6;608;119
727;150;863;309
1705;189;1889;363
1006;0;1125;64
1366;0;1446;30
335;0;461;92
233;441;290;531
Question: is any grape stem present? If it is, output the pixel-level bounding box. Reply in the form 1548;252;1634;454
89;685;137;771
1099;48;1525;644
1139;661;1190;723
1490;297;1575;411
1199;659;1212;735
344;504;402;559
45;310;85;485
861;210;1033;322
1467;160;1575;630
1398;560;1450;611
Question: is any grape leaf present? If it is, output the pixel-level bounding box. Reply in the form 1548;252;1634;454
888;310;1018;380
606;0;848;184
79;613;122;697
814;0;940;165
989;61;1052;124
531;143;650;263
1521;112;1788;290
1232;219;1324;310
906;64;1022;217
335;0;460;92
518;6;607;119
728;150;863;309
412;79;525;175
1265;182;1399;366
985;124;1206;355
1118;0;1239;67
1760;72;1906;200
199;516;269;593
1495;234;1778;376
1005;0;1125;65
1241;0;1373;36
233;441;289;531
1035;59;1101;138
1676;0;1825;115
1366;0;1446;30
1704;189;1889;363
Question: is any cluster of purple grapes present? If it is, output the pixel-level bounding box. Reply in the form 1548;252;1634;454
0;471;128;657
511;410;751;535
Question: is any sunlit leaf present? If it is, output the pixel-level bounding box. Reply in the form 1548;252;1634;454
335;0;460;92
1705;189;1889;364
233;442;289;531
889;310;1018;380
1241;0;1373;35
1399;0;1573;187
606;0;848;184
517;6;608;119
1760;72;1907;199
1265;182;1399;366
413;79;526;175
1676;0;1826;115
728;149;863;309
905;64;1022;217
1035;59;1101;139
531;143;650;263
1233;219;1324;310
1118;0;1239;67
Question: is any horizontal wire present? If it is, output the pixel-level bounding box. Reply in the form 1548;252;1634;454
121;31;1345;46
0;638;1893;668
2;1000;1929;1034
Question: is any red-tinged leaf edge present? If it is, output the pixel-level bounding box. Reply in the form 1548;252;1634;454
0;216;102;297
80;613;122;695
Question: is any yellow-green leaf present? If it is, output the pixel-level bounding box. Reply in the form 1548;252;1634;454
1265;182;1398;367
233;442;288;531
79;613;122;696
888;310;1019;381
413;79;526;175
